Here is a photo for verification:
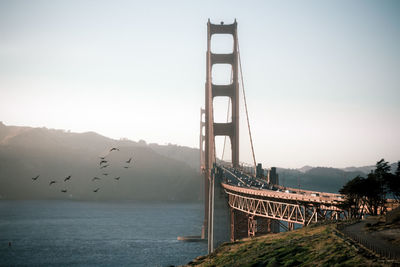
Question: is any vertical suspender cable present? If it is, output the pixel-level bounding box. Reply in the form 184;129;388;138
237;39;257;172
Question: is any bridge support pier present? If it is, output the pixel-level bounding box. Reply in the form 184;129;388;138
255;217;280;235
230;208;248;241
230;209;280;241
248;215;256;237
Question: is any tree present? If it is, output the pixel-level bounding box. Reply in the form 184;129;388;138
338;159;393;217
367;159;391;215
364;171;385;215
386;161;400;202
375;159;391;178
339;175;365;218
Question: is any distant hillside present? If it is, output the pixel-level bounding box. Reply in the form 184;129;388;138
1;122;397;199
341;162;398;174
0;122;201;201
341;165;375;174
295;165;376;175
277;167;366;193
277;161;399;193
297;165;313;173
149;142;200;171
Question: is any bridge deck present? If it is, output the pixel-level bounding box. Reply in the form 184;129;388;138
220;165;344;206
221;183;343;206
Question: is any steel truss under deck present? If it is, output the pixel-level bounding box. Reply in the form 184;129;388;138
225;189;346;226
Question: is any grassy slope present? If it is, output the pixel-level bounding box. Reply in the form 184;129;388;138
187;224;395;267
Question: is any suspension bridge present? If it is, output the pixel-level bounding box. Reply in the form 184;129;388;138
198;19;348;253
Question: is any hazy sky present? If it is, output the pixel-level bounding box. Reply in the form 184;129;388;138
1;0;399;168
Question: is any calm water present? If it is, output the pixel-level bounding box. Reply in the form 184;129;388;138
0;200;207;266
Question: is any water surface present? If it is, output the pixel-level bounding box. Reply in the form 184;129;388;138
0;200;207;266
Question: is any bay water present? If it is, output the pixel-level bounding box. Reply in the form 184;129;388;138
0;200;207;266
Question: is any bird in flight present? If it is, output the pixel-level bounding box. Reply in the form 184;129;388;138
110;147;119;152
126;158;132;164
64;175;71;182
100;160;108;166
114;177;120;181
32;175;40;181
61;189;67;193
49;180;56;186
93;188;100;193
100;164;109;169
92;177;101;181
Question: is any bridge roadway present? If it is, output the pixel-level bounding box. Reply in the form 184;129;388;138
218;165;346;227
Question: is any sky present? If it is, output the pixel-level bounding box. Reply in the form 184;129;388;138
0;0;399;168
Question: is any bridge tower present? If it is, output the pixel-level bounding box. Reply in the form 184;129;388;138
199;108;208;239
205;19;239;170
204;19;239;253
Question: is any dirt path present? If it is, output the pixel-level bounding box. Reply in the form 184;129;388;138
342;217;400;259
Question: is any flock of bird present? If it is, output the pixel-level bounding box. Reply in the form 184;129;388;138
31;147;134;194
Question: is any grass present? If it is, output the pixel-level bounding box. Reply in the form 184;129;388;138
185;223;397;267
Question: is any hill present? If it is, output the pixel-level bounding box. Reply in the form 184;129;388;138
276;167;365;193
186;223;395;266
0;122;201;201
149;142;200;171
277;161;399;193
1;121;397;199
341;163;398;175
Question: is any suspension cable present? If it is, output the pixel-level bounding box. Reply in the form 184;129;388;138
237;38;257;171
